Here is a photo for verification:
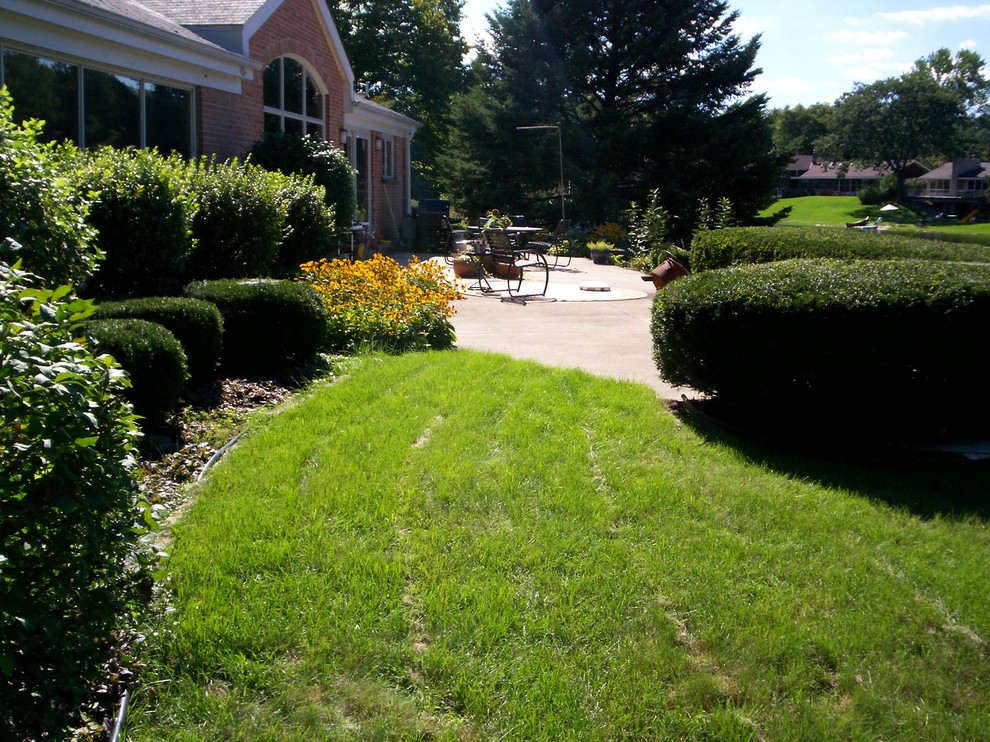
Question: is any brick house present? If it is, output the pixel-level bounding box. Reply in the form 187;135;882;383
781;154;929;197
0;0;419;240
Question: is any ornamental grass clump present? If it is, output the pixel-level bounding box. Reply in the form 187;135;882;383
300;254;461;353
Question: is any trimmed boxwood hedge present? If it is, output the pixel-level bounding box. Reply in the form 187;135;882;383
183;279;328;374
84;318;188;422
93;296;223;385
690;226;990;272
652;258;990;433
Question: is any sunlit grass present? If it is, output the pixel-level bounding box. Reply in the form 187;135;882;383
765;195;990;236
129;351;990;739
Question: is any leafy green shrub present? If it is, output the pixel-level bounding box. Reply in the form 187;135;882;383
0;86;99;286
912;230;990;247
184;278;328;373
2;258;144;738
276;173;337;271
690;226;990;272
248;132;355;232
93;296;222;384
184;157;286;280
77;146;193;298
84;318;188;422
652;258;990;437
858;174;897;205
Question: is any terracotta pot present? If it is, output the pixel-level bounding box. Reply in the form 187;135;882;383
643;257;689;290
452;258;479;278
492;261;522;279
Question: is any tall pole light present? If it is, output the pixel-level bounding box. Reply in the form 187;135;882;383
516;124;565;221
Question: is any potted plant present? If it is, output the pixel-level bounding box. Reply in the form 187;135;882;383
588;240;614;264
450;241;484;278
641;246;690;289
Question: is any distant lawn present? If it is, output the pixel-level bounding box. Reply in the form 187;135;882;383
763;196;990;237
764;196;872;226
128;351;990;740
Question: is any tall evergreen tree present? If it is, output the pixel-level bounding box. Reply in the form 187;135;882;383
440;0;782;236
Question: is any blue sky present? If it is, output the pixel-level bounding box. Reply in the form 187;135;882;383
459;1;990;109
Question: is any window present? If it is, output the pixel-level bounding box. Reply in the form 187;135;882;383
382;137;394;179
0;46;192;154
0;50;79;143
84;68;141;148
263;57;324;137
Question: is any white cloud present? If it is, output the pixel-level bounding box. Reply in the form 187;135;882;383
765;75;817;94
961;39;979;50
878;5;990;25
733;14;772;39
828;48;896;66
841;61;914;82
827;29;908;45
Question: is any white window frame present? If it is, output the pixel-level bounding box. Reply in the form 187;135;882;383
382;136;394;180
0;44;195;154
263;56;324;138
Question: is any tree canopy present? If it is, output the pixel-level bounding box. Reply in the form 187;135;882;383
324;0;468;178
823;69;967;200
438;0;782;237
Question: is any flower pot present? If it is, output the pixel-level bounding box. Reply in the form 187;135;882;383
590;249;611;265
452;258;478;278
642;256;689;290
492;261;522;279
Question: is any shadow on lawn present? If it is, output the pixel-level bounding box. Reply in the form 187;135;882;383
671;398;990;522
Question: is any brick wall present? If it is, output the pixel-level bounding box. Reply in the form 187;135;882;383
197;0;348;158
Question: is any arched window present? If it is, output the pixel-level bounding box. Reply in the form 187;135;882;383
263;57;324;137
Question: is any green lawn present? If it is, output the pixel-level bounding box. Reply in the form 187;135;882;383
766;196;872;226
765;196;990;236
129;351;990;740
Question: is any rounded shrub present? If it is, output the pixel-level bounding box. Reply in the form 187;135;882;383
184;157;286;280
690;226;990;272
84;318;188;423
248;132;355;232
0;87;99;287
184;278;328;374
93;296;222;384
77;146;193;298
652;258;990;438
2;260;143;738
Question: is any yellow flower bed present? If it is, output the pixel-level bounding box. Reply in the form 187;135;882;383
299;254;462;352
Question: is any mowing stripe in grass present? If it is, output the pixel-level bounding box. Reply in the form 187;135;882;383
131;351;990;740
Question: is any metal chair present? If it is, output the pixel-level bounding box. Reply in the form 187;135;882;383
527;219;572;268
484;229;550;304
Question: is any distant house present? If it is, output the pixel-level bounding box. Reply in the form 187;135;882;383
780;154;929;197
0;0;419;240
915;159;990;217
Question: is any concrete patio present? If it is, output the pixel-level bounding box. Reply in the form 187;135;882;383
416;253;696;400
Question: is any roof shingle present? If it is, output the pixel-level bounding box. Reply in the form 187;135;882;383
138;0;267;26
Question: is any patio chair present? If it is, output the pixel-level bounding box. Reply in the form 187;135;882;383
861;217;883;232
484;229;550;304
527;219;572;268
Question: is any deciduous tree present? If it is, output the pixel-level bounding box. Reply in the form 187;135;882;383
825;72;964;201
